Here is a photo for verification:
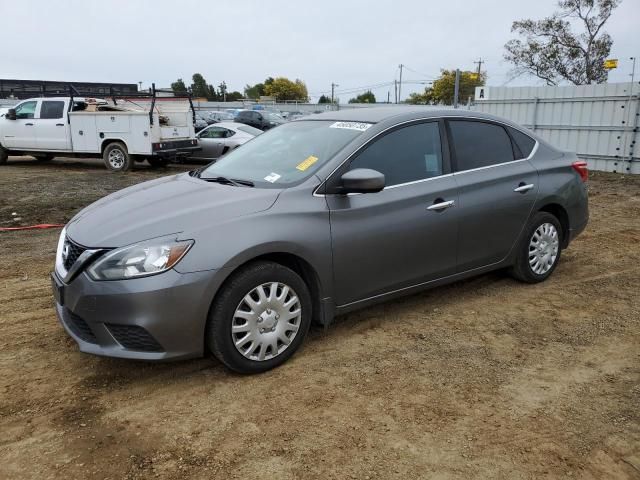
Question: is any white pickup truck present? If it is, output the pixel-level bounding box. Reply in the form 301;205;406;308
0;91;199;171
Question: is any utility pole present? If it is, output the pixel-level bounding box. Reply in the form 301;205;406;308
331;83;339;104
453;69;461;108
398;64;404;103
473;58;484;79
394;80;398;103
387;91;390;104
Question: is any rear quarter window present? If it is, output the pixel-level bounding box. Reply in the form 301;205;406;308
507;127;536;158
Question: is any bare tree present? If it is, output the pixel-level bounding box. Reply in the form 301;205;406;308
504;0;621;85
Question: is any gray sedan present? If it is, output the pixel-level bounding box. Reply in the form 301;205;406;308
52;108;588;373
191;122;262;162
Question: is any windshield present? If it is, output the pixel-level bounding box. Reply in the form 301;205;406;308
199;120;368;188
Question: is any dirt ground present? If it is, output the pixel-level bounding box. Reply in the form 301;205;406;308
1;156;639;479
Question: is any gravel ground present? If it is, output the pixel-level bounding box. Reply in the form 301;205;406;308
1;156;639;479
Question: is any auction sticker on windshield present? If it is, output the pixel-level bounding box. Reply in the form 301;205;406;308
296;155;318;171
329;121;373;132
264;172;281;183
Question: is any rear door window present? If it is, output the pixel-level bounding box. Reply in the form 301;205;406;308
349;121;443;186
507;127;536;159
40;101;65;119
448;120;515;171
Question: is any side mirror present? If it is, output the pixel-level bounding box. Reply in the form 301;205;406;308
6;109;16;120
340;168;385;194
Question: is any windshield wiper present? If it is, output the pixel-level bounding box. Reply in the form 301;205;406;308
202;176;254;187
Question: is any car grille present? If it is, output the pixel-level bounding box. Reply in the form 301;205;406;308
105;324;164;352
63;309;98;343
63;237;87;271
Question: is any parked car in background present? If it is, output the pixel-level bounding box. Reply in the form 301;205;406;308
205;111;235;123
190;122;261;162
194;115;209;132
52;108;588;373
288;112;307;121
235;110;286;131
225;108;245;119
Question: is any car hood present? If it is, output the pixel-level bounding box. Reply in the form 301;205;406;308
66;173;281;248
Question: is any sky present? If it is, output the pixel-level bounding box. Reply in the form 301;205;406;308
1;0;638;102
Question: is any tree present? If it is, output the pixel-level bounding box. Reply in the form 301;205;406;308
348;90;376;104
406;70;485;105
244;83;265;99
171;78;187;94
504;0;620;85
226;91;243;101
191;73;212;99
263;77;309;101
318;94;331;104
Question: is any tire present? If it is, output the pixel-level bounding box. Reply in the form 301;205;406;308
147;157;169;168
510;211;563;283
103;142;132;172
207;261;312;374
0;145;7;165
34;154;54;162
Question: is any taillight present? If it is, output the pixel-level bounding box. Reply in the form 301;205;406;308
572;160;588;182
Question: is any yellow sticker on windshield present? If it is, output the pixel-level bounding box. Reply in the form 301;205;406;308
296;155;319;171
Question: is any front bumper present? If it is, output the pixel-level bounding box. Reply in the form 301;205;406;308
52;268;225;361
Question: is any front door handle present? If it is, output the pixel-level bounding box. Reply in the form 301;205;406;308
25;123;34;126
514;183;535;193
427;199;455;211
56;123;64;127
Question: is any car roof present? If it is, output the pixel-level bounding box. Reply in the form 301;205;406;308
306;106;514;124
215;121;258;132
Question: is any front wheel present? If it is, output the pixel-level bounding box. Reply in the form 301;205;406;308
103;142;132;172
207;261;312;374
0;145;8;165
510;212;562;283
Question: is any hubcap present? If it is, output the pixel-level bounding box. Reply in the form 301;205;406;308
528;223;559;275
108;149;125;169
231;282;302;361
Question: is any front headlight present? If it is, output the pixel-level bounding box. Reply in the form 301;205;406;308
87;237;193;281
54;226;67;276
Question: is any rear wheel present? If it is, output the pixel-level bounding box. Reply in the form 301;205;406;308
510;212;562;283
0;145;7;165
207;261;312;374
103;142;132;172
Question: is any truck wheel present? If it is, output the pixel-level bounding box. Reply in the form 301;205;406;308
0;146;8;165
34;154;54;162
103;142;132;172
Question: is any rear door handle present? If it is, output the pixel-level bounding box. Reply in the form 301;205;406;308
514;183;535;193
25;123;34;126
427;200;455;211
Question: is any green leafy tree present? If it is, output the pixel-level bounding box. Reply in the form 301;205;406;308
263;77;309;101
407;70;485;105
226;91;243;101
348;90;376;104
244;83;265;99
318;94;331;104
504;0;620;85
191;73;213;99
171;78;187;94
